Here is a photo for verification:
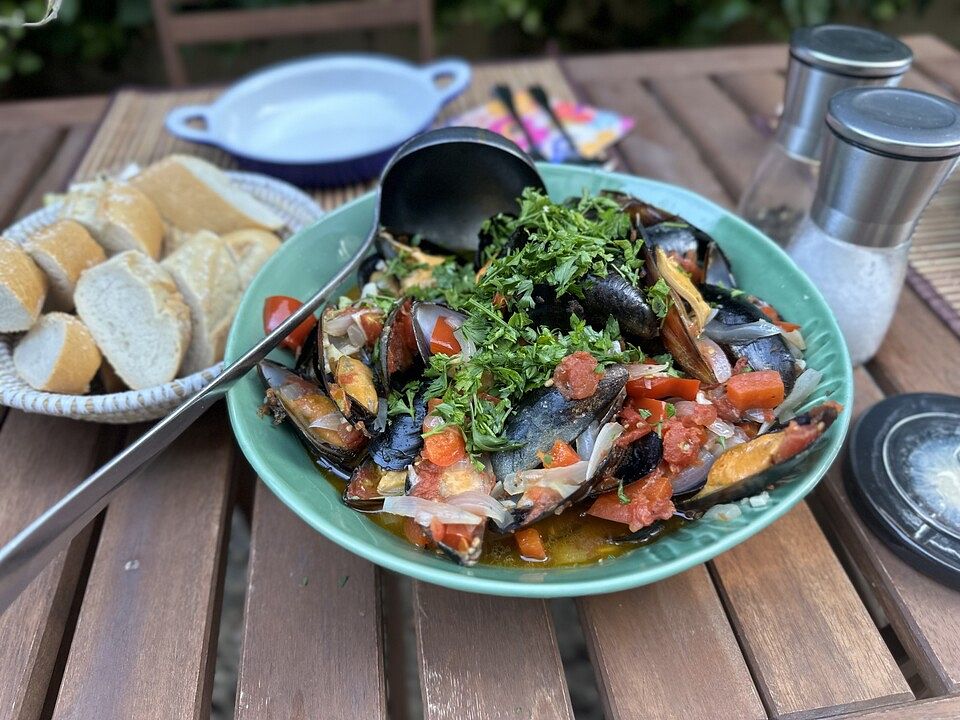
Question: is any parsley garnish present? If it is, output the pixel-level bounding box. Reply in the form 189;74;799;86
637;408;652;420
617;478;630;505
665;402;676;419
647;277;672;319
387;382;418;419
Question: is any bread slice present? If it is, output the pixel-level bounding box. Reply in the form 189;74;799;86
161;231;243;375
222;228;281;288
132;155;284;234
14;312;102;394
75;251;191;390
0;237;47;332
60;179;164;259
24;220;106;311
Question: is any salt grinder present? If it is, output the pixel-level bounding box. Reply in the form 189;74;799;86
787;87;960;365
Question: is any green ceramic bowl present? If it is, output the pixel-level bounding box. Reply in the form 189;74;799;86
225;164;853;597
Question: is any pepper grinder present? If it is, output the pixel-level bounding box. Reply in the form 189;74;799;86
738;25;913;246
787;87;960;366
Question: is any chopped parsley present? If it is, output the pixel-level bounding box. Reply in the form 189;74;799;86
617;478;630;505
647;277;672;319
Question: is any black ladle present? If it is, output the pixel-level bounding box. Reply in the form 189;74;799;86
0;127;545;614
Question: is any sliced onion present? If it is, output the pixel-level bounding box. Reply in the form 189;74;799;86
696;336;732;383
576;421;600;459
704;319;781;344
625;363;669;380
587;422;624;480
707;417;735;438
346;322;368;349
447;491;511;529
743;408;768;424
774;368;822;424
503;461;590;496
381;496;483;526
324;311;356;335
782;328;806;351
671;450;717;496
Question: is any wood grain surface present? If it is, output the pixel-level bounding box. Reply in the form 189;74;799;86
234;482;386;720
51;409;233;720
0;128;62;227
0;413;117;720
712;503;912;718
578;565;765;720
414;584;574;720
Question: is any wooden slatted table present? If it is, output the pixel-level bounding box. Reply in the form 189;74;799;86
1;36;960;720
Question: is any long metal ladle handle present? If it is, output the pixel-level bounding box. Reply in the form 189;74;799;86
0;229;376;616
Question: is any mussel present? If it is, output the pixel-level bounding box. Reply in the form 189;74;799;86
344;460;408;511
378;298;421;388
702;285;797;393
592;431;663;495
490;365;629;480
411;302;469;361
679;401;842;510
375;231;448;291
318;301;388;434
258;360;367;476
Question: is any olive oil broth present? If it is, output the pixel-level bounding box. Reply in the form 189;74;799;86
311;452;683;568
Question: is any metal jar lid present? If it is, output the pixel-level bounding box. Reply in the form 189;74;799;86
777;25;913;161
791;25;913;78
811;87;960;247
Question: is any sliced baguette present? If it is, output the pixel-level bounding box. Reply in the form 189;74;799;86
24;220;106;311
75;251;191;390
132;155;284;234
161;231;243;375
0;237;47;332
60;179;164;259
222;228;281;288
14;312;102;394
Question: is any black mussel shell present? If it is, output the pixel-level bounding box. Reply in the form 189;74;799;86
294;319;321;384
342;460;408;512
702;284;797;393
527;284;586;330
490;365;629;481
411;301;468;363
368;384;430;471
581;273;659;340
593;431;663;494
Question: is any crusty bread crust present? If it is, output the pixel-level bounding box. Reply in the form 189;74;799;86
132;155;283;234
24;220;106;311
60;180;164;259
14;312;102;394
75;251;191;389
0;237;48;332
222;228;281;288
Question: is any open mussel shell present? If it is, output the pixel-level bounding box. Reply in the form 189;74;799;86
491;365;629;480
679;402;841;511
411;301;468;362
591;431;663;495
258;360;367;473
343;460;408;512
643;221;737;289
318;303;388;435
581;273;659;341
379;298;422;388
701;284;797;393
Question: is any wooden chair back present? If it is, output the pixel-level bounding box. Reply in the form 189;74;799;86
151;0;434;86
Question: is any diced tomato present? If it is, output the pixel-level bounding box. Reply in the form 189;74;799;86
587;472;675;532
775;320;801;332
538;439;581;469
430;316;462;355
515;527;547;561
705;385;741;422
629;397;668;424
725;370;785;412
403;517;429;548
619;405;644;428
626;376;700;401
422;426;467;467
662;419;705;468
262;295;317;355
673;400;718;427
440;524;475;554
409;460;443;500
617;424;653;448
358;311;384;344
553;351;600;400
346;463;380;500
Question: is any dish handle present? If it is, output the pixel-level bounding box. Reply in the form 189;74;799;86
165;104;215;144
421;59;472;106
